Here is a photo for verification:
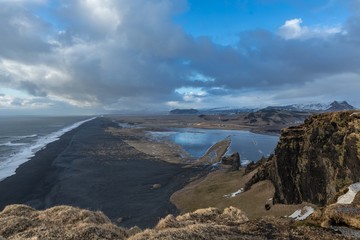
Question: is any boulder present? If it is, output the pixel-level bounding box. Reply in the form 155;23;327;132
222;152;240;171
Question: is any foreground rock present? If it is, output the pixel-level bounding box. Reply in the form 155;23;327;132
246;111;360;206
131;207;351;240
308;192;360;231
0;205;354;239
0;205;127;240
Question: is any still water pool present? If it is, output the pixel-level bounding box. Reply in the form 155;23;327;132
148;128;279;164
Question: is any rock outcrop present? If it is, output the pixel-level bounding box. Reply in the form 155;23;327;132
246;111;360;206
221;152;240;171
0;205;127;240
0;205;355;239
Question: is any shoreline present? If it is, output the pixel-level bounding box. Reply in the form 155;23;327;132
0;119;83;208
0;116;96;181
0;117;202;228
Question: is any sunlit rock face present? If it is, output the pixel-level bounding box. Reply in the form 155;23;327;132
246;111;360;206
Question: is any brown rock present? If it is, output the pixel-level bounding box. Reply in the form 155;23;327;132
222;152;240;171
307;200;360;234
322;204;360;229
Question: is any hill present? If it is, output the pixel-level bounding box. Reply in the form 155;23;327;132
169;108;199;114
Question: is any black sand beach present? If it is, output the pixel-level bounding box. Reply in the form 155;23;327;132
0;117;201;228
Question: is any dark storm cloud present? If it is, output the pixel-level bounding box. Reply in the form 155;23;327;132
0;0;360;112
19;81;47;97
0;2;51;62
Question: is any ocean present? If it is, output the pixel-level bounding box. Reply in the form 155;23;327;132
0;116;95;181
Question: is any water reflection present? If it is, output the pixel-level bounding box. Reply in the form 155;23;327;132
148;128;279;163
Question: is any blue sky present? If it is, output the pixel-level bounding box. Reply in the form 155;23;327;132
175;0;349;44
0;0;359;115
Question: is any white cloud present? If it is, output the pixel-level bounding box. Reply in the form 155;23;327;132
278;18;343;40
278;18;306;40
175;87;207;102
1;59;69;85
0;94;52;109
72;0;122;33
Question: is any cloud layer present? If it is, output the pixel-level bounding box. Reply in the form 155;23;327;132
0;0;360;114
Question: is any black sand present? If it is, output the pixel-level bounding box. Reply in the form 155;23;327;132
0;117;201;228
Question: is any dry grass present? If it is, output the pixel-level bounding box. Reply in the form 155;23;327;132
129;206;350;240
106;127;189;164
0;205;127;240
129;207;249;240
124;140;189;164
171;168;312;219
0;205;352;240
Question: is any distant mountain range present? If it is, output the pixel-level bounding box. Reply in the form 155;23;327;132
169;101;355;115
262;101;354;112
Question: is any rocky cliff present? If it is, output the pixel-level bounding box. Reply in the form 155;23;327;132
246;111;360;206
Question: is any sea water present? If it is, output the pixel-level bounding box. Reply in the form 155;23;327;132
0;116;95;180
148;128;279;164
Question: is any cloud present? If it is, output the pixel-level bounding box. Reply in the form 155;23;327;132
278;18;306;40
0;0;360;113
175;87;207;102
271;72;360;107
0;94;51;109
277;18;343;40
0;5;51;62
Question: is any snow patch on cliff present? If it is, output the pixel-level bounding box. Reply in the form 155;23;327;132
289;206;315;221
337;182;360;204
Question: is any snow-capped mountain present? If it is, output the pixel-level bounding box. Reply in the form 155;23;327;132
263;101;355;112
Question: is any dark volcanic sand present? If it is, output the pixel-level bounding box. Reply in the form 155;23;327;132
0;117;201;228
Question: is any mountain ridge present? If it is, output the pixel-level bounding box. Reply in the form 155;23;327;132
170;100;356;115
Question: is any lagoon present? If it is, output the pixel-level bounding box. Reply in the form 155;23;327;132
147;128;279;164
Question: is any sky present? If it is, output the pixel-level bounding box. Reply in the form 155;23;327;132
0;0;359;115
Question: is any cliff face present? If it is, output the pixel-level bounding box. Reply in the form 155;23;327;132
246;111;360;206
